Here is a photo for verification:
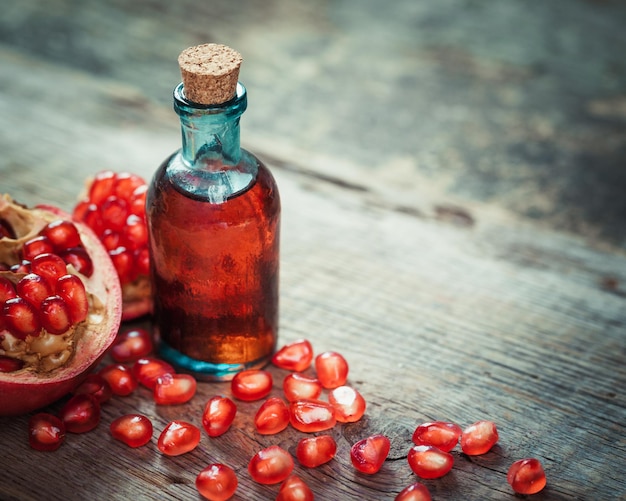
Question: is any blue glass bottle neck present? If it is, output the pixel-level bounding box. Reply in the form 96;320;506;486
174;82;247;167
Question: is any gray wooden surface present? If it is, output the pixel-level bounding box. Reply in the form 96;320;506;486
0;1;625;500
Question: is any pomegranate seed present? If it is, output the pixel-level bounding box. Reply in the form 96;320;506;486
254;396;290;435
276;475;314;501
315;351;349;389
101;229;123;251
30;253;68;286
99;363;138;396
395;482;432;501
230;369;273;401
39;295;72;334
350;434;390;474
16;273;52;308
73;374;112;403
154;373;197;405
328;385;366;423
59;247;93;277
196;463;238;501
89;170;117;205
3;297;41;338
114;173;147;200
296;434;337;468
248;445;294;485
282;373;323;402
157;420;201;456
507;458;547;495
289;399;336;433
109;246;136;284
55;274;89;323
40;220;82;250
10;260;31;274
22;236;54;260
272;339;314;372
0;355;24;372
134;247;150;276
407;445;454;479
412;421;462;453
123;214;148;249
110;414;153;448
0;277;17;302
110;327;153;363
59;394;100;433
129;185;148;216
132;357;175;389
202;395;237;437
101;196;129;231
461;420;499;455
79;203;105;236
28;413;66;451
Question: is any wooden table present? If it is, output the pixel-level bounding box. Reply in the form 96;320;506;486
1;1;625;499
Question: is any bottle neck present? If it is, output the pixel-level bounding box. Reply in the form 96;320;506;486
174;82;247;168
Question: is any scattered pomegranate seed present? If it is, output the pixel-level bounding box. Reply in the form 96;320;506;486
507;458;547;495
296;434;337;468
0;354;24;372
276;474;314;501
154;373;197;405
412;421;462;452
132;357;175;389
407;445;454;479
395;482;432;501
196;463;238;501
282;373;323;402
110;327;153;362
55;274;89;324
461;420;499;455
328;385;366;423
99;363;138;396
202;395;237;437
254;396;290;435
73;374;113;404
230;369;273;401
272;339;314;372
157;420;201;456
289;399;337;433
59;394;101;433
110;414;153;448
314;351;349;389
350;434;390;474
28;413;66;451
248;445;294;485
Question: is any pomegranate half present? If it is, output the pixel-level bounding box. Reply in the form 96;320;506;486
0;195;122;416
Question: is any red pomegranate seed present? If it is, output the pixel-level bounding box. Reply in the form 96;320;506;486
296;434;337;468
461;420;499;455
134;247;150;276
315;351;349;389
114;173;147;200
412;421;462;452
282;373;322;402
10;260;31;274
3;297;41;338
129;185;148;216
157;420;201;456
395;482;432;501
248;445;294;485
272;339;314;372
0;355;24;372
89;170;117;204
16;273;52;308
123;214;148;250
196;463;238;501
328;385;366;423
110;414;153;448
132;357;175;389
276;475;314;501
0;277;17;302
28;413;66;451
110;327;153;362
101;229;123;251
154;373;197;405
230;369;273;401
79;203;105;236
254;396;290;435
73;374;112;403
289;399;336;433
55;274;89;323
40;220;82;250
22;236;54;261
507;458;547;495
30;253;68;286
109;246;136;284
59;247;93;277
202;395;237;438
350;434;390;474
407;445;454;479
101;196;129;231
39;295;72;334
99;363;138;396
59;394;100;433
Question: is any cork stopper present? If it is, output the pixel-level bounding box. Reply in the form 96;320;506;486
178;43;243;105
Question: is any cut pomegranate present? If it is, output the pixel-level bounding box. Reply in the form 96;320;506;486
328;385;366;423
254;396;290;435
59;394;101;433
28;413;66;452
110;414;153;448
154;373;197;405
395;482;432;501
350;434;390;474
132;357;175;389
248;445;294;485
460;420;499;455
314;351;349;389
73;373;112;404
282;373;322;402
157;420;201;456
196;463;238;501
272;339;314;372
99;363;138;396
412;421;462;453
230;369;273;401
109;327;153;363
289;399;337;433
202;395;237;437
407;445;454;479
276;475;314;501
296;434;337;468
507;458;547;495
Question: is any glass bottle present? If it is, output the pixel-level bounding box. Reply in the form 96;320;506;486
146;44;280;380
